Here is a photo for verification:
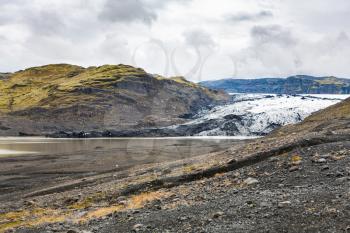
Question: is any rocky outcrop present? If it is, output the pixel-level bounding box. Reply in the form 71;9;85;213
201;75;350;94
0;64;228;136
0;73;11;80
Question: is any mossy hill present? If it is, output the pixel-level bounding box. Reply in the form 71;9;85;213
0;64;228;136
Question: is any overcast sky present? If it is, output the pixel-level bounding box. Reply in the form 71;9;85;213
1;0;350;81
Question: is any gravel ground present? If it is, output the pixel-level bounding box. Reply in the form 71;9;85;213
13;140;350;233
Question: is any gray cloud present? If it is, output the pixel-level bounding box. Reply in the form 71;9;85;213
0;1;71;36
183;29;216;48
0;0;350;80
99;0;191;25
99;0;157;25
27;10;65;36
230;25;300;77
251;25;297;47
227;10;273;22
145;0;192;8
0;0;22;25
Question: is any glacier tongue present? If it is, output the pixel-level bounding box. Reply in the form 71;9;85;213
177;94;349;136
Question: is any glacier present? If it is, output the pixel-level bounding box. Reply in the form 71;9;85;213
173;94;349;136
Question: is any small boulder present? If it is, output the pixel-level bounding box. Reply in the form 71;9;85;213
278;201;291;208
179;216;189;221
244;177;259;185
316;158;327;163
133;224;144;232
67;230;78;233
289;166;300;172
336;177;349;184
212;211;224;219
23;200;36;207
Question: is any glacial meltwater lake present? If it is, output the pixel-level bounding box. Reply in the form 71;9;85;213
0;136;253;158
0;137;252;199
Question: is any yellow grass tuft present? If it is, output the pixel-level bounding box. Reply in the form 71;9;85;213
0;190;171;232
78;190;171;223
0;208;69;233
291;155;302;162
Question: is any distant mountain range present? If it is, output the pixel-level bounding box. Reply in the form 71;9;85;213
200;75;350;94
